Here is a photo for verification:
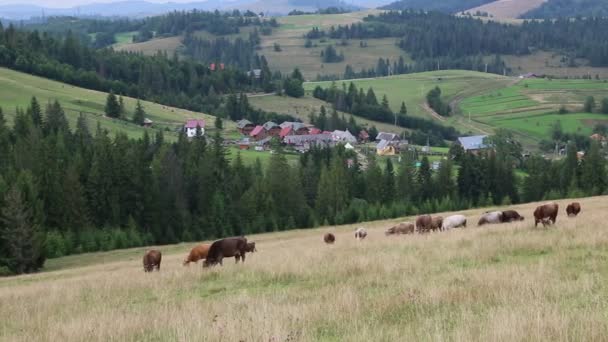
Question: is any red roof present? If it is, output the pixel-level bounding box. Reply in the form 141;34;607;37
309;128;321;135
280;126;293;138
185;119;206;129
250;125;265;137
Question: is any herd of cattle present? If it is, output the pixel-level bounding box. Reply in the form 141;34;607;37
143;201;581;272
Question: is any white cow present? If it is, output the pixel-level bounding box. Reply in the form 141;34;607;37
355;227;368;240
478;211;503;226
441;215;467;231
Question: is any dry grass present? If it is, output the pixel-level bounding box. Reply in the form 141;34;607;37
466;0;547;20
2;196;608;341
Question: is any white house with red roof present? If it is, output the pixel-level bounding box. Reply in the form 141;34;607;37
184;119;206;138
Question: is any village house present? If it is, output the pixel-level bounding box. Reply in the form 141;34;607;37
376;132;399;142
263;121;281;137
250;125;267;141
280;122;310;135
457;135;490;154
143;118;153;128
184;119;206;138
375;132;403;156
237;119;255;135
279;126;294;140
358;130;370;142
331;130;357;144
284;133;333;151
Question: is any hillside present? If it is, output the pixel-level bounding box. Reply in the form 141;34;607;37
2;196;607;340
521;0;608;19
0;67;223;139
465;0;547;20
381;0;495;13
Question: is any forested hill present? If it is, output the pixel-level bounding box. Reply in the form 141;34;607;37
380;0;495;13
521;0;608;19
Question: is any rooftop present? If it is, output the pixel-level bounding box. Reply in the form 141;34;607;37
458;135;489;151
184;119;206;129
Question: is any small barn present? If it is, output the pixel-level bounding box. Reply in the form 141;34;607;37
263;121;281;137
457;135;490;154
284;134;333;151
143;118;153;128
237;119;255;135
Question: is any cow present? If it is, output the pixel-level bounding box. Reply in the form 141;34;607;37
203;237;248;267
416;215;433;233
441;215;467;231
324;233;336;244
354;228;368;240
478;211;503;226
245;242;257;253
501;210;524;223
566;203;581;217
143;250;162;272
534;202;559;227
183;243;211;266
385;222;415;235
431;216;443;232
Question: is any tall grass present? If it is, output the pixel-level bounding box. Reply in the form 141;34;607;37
1;197;607;341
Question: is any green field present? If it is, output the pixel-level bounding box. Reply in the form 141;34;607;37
0;67;225;140
114;31;138;45
460;78;608;143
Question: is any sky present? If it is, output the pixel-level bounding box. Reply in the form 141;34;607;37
0;0;208;7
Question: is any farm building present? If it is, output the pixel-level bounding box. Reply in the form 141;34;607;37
376;132;399;142
331;130;357;144
457;135;490;154
377;139;397;156
263;122;281;137
184;119;206;138
280;126;294;140
281;122;310;135
250;125;267;141
284;134;333;151
237;119;255;135
143;118;153;128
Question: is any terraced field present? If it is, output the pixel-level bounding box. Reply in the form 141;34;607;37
460;78;608;145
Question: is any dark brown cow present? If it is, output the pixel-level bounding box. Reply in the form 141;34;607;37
324;233;336;244
566;203;581;217
534;202;559;227
143;250;162;272
502;210;524;223
183;243;211;266
431;216;443;232
385;222;415;235
245;242;257;253
416;215;433;233
203;237;248;267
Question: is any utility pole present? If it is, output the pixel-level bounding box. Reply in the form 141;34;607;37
485;63;488;73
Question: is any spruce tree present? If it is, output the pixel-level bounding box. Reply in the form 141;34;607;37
580;141;607;195
584;96;596;113
382;158;395;203
601;97;608;114
133;100;146;125
105;91;121;118
417;156;433;200
28;97;42;127
400;102;408;115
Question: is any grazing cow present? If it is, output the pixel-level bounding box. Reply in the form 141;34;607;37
478;211;503;226
354;228;368;240
416;215;433;233
502;210;524;223
441;215;467;231
431;216;443;232
203;237;248;267
143;250;162;272
534;202;559;227
183;243;211;266
245;242;257;253
324;233;336;244
566;203;581;217
385;222;415;235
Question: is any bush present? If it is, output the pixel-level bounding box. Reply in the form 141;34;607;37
45;231;67;259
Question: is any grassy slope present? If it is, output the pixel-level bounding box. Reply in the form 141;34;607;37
2;196;607;340
465;0;547;19
0;67;227;139
460;78;608;144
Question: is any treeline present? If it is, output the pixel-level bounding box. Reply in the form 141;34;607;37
0;23;265;114
521;0;608;19
182;30;262;70
1;99;607;275
309;105;364;134
312;82;458;143
310;11;608;67
426;87;451;117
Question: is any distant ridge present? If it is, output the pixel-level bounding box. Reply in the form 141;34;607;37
380;0;495;13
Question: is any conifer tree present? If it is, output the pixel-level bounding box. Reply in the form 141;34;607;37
133;100;146;125
105;91;121;118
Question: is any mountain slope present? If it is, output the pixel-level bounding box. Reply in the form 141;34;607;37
521;0;608;19
465;0;547;20
381;0;495;13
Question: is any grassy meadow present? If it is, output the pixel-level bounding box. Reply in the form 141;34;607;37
1;196;607;341
460;77;608;145
0;67;225;140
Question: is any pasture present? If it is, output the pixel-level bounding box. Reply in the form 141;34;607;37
460;77;608;144
0;67;224;140
1;196;607;341
465;0;547;20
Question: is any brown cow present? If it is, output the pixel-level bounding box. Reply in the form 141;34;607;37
245;242;257;253
431;216;443;232
183;243;211;266
502;210;524;223
534;202;559;227
324;233;336;244
143;249;162;272
385;222;415;235
416;215;433;233
203;237;248;267
566;203;581;217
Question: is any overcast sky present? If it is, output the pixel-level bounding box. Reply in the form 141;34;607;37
0;0;206;7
